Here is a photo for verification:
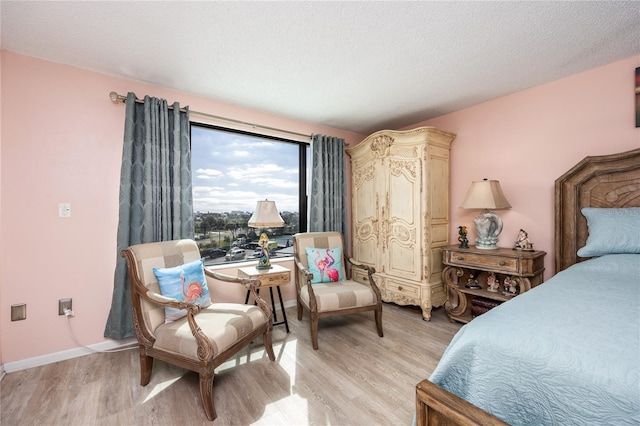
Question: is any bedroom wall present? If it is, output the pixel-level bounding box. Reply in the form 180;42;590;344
1;50;638;369
0;50;3;369
406;55;640;276
0;50;363;367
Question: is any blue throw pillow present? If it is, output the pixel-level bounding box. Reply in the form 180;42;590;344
153;258;211;322
577;207;640;257
305;247;345;283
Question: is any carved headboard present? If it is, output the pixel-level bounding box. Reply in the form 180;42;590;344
554;148;640;273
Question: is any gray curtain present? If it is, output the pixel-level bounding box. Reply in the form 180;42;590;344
308;134;347;235
104;93;194;340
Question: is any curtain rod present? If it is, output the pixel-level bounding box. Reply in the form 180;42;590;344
109;91;311;140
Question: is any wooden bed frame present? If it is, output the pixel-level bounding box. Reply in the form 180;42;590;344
416;147;640;426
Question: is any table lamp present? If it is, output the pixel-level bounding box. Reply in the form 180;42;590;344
248;199;285;269
460;179;511;250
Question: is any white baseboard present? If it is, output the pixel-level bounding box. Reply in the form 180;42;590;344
1;338;137;374
2;301;296;375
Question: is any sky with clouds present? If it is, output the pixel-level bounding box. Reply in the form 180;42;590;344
191;126;306;214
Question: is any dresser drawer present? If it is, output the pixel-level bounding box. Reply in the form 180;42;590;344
447;251;519;274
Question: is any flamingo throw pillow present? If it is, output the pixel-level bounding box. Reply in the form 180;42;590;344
154;258;212;322
305;247;345;283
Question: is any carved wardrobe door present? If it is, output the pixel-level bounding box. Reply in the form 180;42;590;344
346;127;455;320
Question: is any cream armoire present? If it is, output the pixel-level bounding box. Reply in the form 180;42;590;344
346;127;455;321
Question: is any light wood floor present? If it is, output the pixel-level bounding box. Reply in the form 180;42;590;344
1;303;461;425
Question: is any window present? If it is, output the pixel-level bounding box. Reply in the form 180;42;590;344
190;123;310;266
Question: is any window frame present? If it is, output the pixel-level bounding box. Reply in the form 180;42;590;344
189;122;309;265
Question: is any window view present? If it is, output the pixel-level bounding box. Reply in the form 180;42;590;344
190;123;309;266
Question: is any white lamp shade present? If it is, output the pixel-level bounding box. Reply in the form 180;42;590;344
248;200;285;228
460;179;512;210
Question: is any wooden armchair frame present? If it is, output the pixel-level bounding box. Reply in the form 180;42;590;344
292;232;383;350
122;240;276;421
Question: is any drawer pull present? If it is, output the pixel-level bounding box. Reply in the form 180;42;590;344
457;256;463;260
499;261;506;266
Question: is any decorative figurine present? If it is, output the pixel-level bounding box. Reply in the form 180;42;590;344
487;272;499;292
458;225;469;249
502;276;512;296
256;232;272;269
514;229;534;251
466;272;480;289
503;276;518;296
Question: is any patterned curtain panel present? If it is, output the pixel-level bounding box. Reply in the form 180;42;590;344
308;134;347;236
104;93;194;340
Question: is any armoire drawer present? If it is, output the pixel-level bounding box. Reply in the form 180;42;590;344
385;280;421;298
352;267;371;285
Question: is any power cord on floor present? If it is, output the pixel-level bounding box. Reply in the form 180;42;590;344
63;308;137;353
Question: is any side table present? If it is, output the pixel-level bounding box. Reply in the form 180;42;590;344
238;264;291;332
442;245;546;323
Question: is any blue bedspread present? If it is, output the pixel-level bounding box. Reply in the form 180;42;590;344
430;254;640;425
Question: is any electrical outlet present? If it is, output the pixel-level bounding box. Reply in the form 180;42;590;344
59;298;72;315
11;304;27;321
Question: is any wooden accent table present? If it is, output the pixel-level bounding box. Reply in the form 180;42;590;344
238;264;291;332
442;245;546;323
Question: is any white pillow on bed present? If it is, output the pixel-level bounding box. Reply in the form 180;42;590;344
577;207;640;257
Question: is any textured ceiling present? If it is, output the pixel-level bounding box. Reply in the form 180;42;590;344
2;1;639;135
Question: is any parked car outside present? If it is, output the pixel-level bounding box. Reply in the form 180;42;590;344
225;248;245;261
201;248;226;259
249;248;263;259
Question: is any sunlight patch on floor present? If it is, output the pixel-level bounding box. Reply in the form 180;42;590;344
253;338;312;425
254;393;309;425
142;376;182;403
272;337;298;378
216;346;273;373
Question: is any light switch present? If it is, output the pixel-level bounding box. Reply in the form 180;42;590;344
58;203;71;217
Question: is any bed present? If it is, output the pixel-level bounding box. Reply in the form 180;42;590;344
416;148;640;426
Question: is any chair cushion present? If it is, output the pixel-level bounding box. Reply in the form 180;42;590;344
154;303;267;360
305;246;345;283
299;280;377;312
153;258;212;322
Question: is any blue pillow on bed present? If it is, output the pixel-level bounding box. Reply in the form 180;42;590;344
577;207;640;257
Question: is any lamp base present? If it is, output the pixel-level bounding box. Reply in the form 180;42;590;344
255;264;273;270
475;241;499;250
473;210;503;250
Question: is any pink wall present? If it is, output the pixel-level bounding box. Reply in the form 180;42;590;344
1;50;638;367
0;49;3;367
406;55;640;276
0;51;362;365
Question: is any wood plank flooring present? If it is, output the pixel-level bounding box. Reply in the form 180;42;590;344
0;303;461;425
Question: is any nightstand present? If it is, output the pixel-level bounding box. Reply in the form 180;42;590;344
442;245;546;323
238;264;291;332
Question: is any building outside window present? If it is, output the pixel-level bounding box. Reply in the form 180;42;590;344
190;123;309;266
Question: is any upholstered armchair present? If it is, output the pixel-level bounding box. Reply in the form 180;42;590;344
121;239;275;421
292;232;383;350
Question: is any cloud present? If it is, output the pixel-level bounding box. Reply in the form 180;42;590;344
195;168;223;180
191;125;305;214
